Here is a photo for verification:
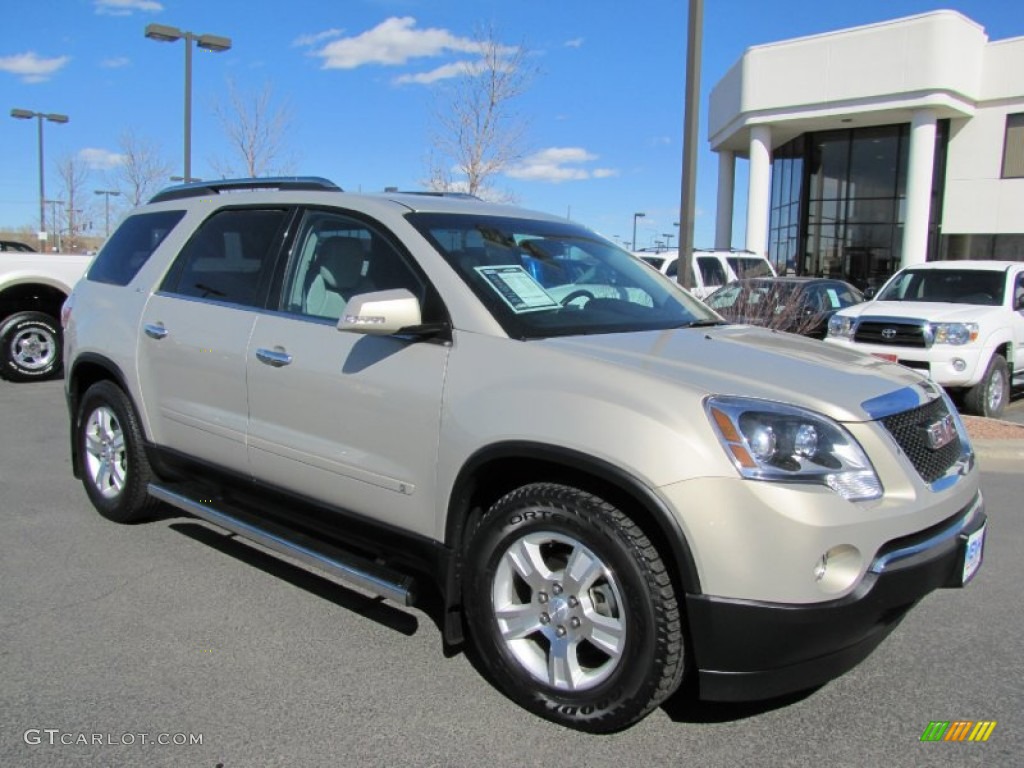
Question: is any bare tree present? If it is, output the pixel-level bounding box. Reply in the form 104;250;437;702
114;130;173;207
211;79;296;178
55;154;92;252
425;27;534;200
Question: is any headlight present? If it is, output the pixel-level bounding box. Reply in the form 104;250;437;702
828;314;855;339
706;396;882;501
930;322;978;345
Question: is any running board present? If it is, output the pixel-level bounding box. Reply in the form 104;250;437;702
148;483;416;606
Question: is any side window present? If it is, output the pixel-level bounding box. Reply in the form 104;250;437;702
1014;273;1024;311
161;208;287;308
697;256;728;287
87;210;185;286
282;210;427;322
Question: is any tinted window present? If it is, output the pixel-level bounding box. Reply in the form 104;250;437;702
281;210;429;322
87;210;185;286
697;256;728;286
162;208;288;307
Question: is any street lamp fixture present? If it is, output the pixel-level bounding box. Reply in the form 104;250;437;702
94;189;121;237
632;212;646;251
144;22;232;183
10;108;70;238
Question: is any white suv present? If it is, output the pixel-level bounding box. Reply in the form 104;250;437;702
63;178;985;732
826;260;1024;418
635;248;775;299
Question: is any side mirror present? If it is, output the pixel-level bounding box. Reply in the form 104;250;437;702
338;289;423;336
863;287;877;300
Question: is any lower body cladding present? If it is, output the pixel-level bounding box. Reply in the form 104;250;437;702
686;493;986;701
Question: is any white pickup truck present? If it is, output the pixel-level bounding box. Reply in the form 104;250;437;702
826;260;1024;418
1;250;92;381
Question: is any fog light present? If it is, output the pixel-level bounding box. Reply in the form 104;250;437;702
951;358;967;372
813;545;863;594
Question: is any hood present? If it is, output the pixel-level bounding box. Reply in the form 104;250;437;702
540;325;932;423
841;300;1002;322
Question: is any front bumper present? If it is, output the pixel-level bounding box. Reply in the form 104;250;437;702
688;492;986;702
824;337;985;387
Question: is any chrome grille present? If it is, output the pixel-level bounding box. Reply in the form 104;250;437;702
881;398;962;484
854;320;927;347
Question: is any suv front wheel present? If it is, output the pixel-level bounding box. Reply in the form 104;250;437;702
963;354;1009;418
463;483;685;733
76;381;158;523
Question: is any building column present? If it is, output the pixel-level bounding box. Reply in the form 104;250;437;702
745;125;772;256
715;150;735;249
902;108;938;267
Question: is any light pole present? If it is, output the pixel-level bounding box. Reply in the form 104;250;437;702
10;108;70;240
144;23;231;183
43;199;64;252
94;189;120;237
663;233;674;249
632;212;646;251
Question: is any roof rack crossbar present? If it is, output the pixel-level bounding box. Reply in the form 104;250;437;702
149;176;342;203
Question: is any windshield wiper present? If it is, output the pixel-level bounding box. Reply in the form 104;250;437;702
678;319;725;328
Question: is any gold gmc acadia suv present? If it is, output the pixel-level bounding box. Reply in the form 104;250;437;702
62;178;987;732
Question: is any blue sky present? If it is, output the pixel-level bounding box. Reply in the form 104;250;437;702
3;0;1023;249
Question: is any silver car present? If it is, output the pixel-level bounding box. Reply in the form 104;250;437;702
63;178;986;732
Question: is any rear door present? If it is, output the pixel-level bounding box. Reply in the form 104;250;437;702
245;208;450;538
137;207;290;472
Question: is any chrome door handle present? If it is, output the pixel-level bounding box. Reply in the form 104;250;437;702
255;347;293;367
143;323;168;340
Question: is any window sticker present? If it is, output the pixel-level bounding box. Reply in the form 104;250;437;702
826;288;841;308
476;265;560;313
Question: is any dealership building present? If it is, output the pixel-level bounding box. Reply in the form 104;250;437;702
709;10;1024;289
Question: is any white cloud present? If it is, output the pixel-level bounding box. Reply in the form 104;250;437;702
79;148;125;170
313;16;479;70
0;52;70;83
564;38;584;49
394;61;471;85
292;29;344;48
101;57;130;69
95;0;163;15
506;147;618;184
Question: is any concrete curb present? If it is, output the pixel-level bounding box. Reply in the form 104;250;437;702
972;439;1024;462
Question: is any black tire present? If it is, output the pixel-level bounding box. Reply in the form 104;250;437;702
76;381;159;523
463;482;685;733
0;311;63;382
963;355;1009;418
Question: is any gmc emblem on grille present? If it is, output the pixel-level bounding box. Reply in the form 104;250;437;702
881;327;898;339
923;414;957;451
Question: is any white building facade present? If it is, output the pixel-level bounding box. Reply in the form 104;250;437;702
708;10;1024;291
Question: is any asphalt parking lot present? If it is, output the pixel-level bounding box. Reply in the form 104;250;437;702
2;379;1021;768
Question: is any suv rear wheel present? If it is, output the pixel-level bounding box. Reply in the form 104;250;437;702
463;483;685;733
76;381;159;523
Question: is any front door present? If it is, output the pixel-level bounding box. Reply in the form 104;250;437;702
245;208;449;538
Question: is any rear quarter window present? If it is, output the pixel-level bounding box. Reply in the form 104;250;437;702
87;210;186;286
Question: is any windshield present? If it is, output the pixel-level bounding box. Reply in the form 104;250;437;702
876;268;1005;306
407;212;719;339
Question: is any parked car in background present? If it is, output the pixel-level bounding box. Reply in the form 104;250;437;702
826;260;1024;417
1;240;37;253
635;248;776;299
706;277;864;339
1;249;92;381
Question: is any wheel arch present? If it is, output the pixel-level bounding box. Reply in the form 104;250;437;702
444;441;702;599
0;281;69;322
67;354;135;479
